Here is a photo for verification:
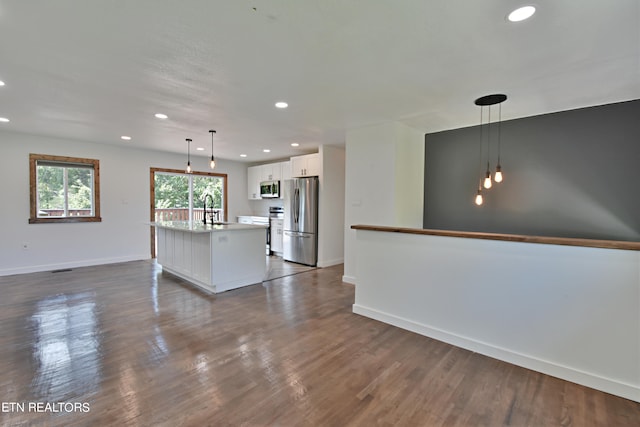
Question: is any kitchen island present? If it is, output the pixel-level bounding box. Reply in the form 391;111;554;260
152;221;267;293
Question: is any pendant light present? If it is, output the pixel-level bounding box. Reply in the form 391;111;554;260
475;188;484;206
473;94;507;206
209;129;216;169
494;102;504;183
483;170;492;189
483;105;493;189
186;138;192;173
475;105;484;206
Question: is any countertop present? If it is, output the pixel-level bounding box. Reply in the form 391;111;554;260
351;224;640;251
151;221;267;233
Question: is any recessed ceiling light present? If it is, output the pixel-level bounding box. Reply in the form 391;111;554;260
0;117;9;123
240;154;247;158
196;147;204;151
508;5;536;22
154;113;168;119
263;149;271;153
120;135;132;141
0;81;5;87
275;102;288;109
291;143;299;147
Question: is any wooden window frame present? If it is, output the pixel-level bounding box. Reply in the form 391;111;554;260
29;153;102;224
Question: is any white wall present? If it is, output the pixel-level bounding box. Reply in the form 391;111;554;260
353;229;640;402
343;122;424;283
318;144;345;267
395;124;424;226
0;130;250;276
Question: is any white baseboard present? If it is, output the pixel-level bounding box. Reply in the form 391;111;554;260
0;254;150;277
352;303;640;403
317;257;344;268
342;275;356;284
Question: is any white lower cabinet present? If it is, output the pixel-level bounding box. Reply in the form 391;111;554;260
191;232;212;284
270;218;283;254
155;225;267;294
237;216;253;224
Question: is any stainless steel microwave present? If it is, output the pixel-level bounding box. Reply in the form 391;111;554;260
260;180;280;198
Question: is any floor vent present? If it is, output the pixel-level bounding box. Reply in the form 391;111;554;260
51;268;73;273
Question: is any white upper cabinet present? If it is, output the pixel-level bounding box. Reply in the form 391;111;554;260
261;163;281;181
248;157;317;199
281;161;291;181
247;161;291;200
290;153;319;177
280;161;291;199
247;166;261;200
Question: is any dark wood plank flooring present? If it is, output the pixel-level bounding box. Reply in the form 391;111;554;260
264;255;316;282
0;261;638;426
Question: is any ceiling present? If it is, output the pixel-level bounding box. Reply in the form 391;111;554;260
0;1;638;163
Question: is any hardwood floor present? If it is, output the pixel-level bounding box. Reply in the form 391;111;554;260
264;255;316;281
0;261;638;426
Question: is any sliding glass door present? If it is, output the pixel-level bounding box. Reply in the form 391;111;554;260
154;172;190;221
150;168;227;257
191;174;224;223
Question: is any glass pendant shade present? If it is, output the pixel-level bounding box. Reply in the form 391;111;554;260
494;164;503;183
475;190;483;206
483;169;492;189
210;156;215;169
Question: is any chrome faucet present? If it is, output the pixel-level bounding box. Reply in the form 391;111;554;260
203;194;214;225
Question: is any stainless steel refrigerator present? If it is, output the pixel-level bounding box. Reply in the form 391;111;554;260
283;177;318;266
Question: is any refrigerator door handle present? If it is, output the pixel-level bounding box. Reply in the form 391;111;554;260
294;188;300;224
284;231;311;238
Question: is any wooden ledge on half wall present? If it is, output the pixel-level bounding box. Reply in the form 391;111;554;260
350;225;640;252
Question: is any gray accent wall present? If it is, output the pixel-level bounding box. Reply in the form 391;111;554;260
423;99;640;241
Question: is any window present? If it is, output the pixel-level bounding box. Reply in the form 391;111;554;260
29;154;101;224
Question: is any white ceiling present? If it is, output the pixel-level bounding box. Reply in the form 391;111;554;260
0;1;638;163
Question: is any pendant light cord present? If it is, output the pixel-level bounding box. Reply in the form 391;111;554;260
497;103;502;164
486;106;491;171
210;130;216;158
209;130;216;169
477;106;484;189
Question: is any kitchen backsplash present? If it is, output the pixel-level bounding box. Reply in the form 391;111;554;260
249;199;284;217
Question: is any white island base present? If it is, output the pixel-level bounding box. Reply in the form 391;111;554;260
154;221;267;293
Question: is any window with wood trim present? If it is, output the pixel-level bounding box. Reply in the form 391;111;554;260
29;154;101;224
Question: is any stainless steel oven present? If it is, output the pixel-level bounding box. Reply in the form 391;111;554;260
269;206;284;255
